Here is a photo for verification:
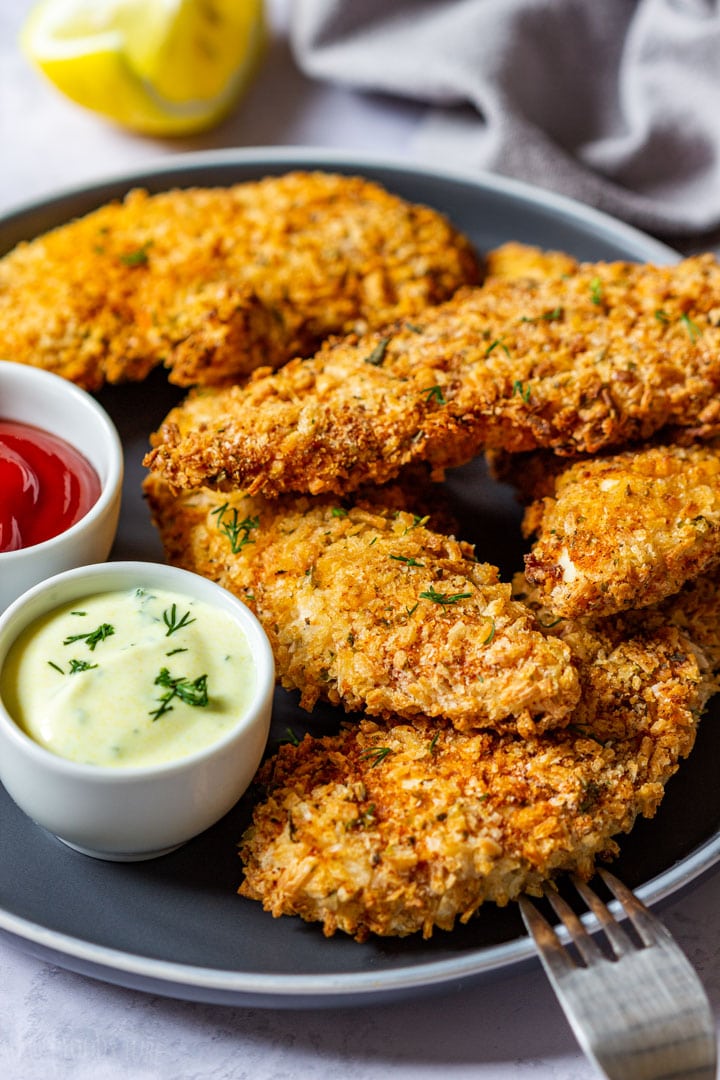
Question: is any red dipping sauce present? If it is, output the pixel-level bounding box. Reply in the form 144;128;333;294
0;420;101;553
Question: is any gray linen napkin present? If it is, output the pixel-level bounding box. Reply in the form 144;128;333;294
290;0;720;240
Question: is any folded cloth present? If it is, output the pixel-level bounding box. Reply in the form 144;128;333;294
290;0;720;240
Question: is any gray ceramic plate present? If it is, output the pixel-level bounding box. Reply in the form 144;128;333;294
2;148;718;1008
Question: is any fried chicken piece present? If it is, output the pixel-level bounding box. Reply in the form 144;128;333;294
144;475;580;735
522;443;720;619
0;172;480;390
484;241;579;281
238;600;710;939
145;255;720;496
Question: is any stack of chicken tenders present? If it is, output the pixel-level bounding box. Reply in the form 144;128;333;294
4;171;720;942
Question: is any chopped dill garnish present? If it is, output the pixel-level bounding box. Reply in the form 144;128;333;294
419;587;472;606
654;308;670;324
404;322;423;333
481;617;496;645
512;379;531;403
422;384;447;405
166;647;188;657
360;746;393;768
211;504;259;553
405;602;419;616
119;241;152;267
485;338;510;357
68;658;98;673
429;732;440;755
162;603;196;637
389;554;425;567
331;507;348;518
149;668;209;721
364;337;390;366
70;611;87;616
521;307;563;324
590;277;603;305
538;615;564;628
283;727;300;746
63;623;115;651
680;312;702;342
402;514;429;535
47;660;64;674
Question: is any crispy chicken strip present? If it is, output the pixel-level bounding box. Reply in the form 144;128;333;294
144;475;580;736
0;172;480;390
483;241;579;282
522;443;720;619
238;592;713;939
145;255;720;496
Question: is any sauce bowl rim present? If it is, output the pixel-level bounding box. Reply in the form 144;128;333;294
0;361;124;561
0;560;275;780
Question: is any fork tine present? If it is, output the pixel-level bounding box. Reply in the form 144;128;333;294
542;885;605;966
572;874;634;958
599;868;670;948
517;895;576;980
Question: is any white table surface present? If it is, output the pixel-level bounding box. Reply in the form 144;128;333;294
2;2;720;1078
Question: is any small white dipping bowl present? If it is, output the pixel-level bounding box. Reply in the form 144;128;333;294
0;361;123;611
0;561;275;860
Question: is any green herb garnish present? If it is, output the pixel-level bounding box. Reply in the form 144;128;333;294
590;277;603;305
162;604;196;637
419;587;472;606
149;668;209;721
360;746;393;768
364;337;390;366
119;242;152;267
63;623;115;651
68;659;98;673
485;338;510;357
512;379;531;403
389;554;425;567
211;504;259;553
680;313;702;342
422;384;447;405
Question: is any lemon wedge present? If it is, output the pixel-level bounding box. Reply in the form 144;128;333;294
21;0;267;136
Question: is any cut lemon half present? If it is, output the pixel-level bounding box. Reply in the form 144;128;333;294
21;0;267;136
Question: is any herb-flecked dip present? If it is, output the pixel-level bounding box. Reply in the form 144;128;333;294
0;587;256;767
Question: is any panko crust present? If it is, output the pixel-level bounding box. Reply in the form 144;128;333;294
483;241;580;282
144;475;580;735
145;255;720;496
238;602;706;940
0;171;480;390
523;443;720;618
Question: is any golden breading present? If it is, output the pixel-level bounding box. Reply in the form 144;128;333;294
522;443;720;619
483;241;579;281
145;255;720;496
143;475;580;736
0;172;480;390
238;602;709;940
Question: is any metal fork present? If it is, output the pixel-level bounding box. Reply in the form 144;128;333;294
519;869;718;1079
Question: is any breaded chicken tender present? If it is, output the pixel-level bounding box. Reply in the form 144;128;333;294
523;443;720;618
238;602;709;939
483;241;579;282
144;475;580;735
145;255;720;496
0;172;480;390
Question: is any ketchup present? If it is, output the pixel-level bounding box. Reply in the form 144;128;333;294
0;420;101;552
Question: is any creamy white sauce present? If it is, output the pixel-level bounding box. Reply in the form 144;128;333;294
1;586;256;767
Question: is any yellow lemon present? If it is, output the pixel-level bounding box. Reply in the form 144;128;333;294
21;0;267;136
